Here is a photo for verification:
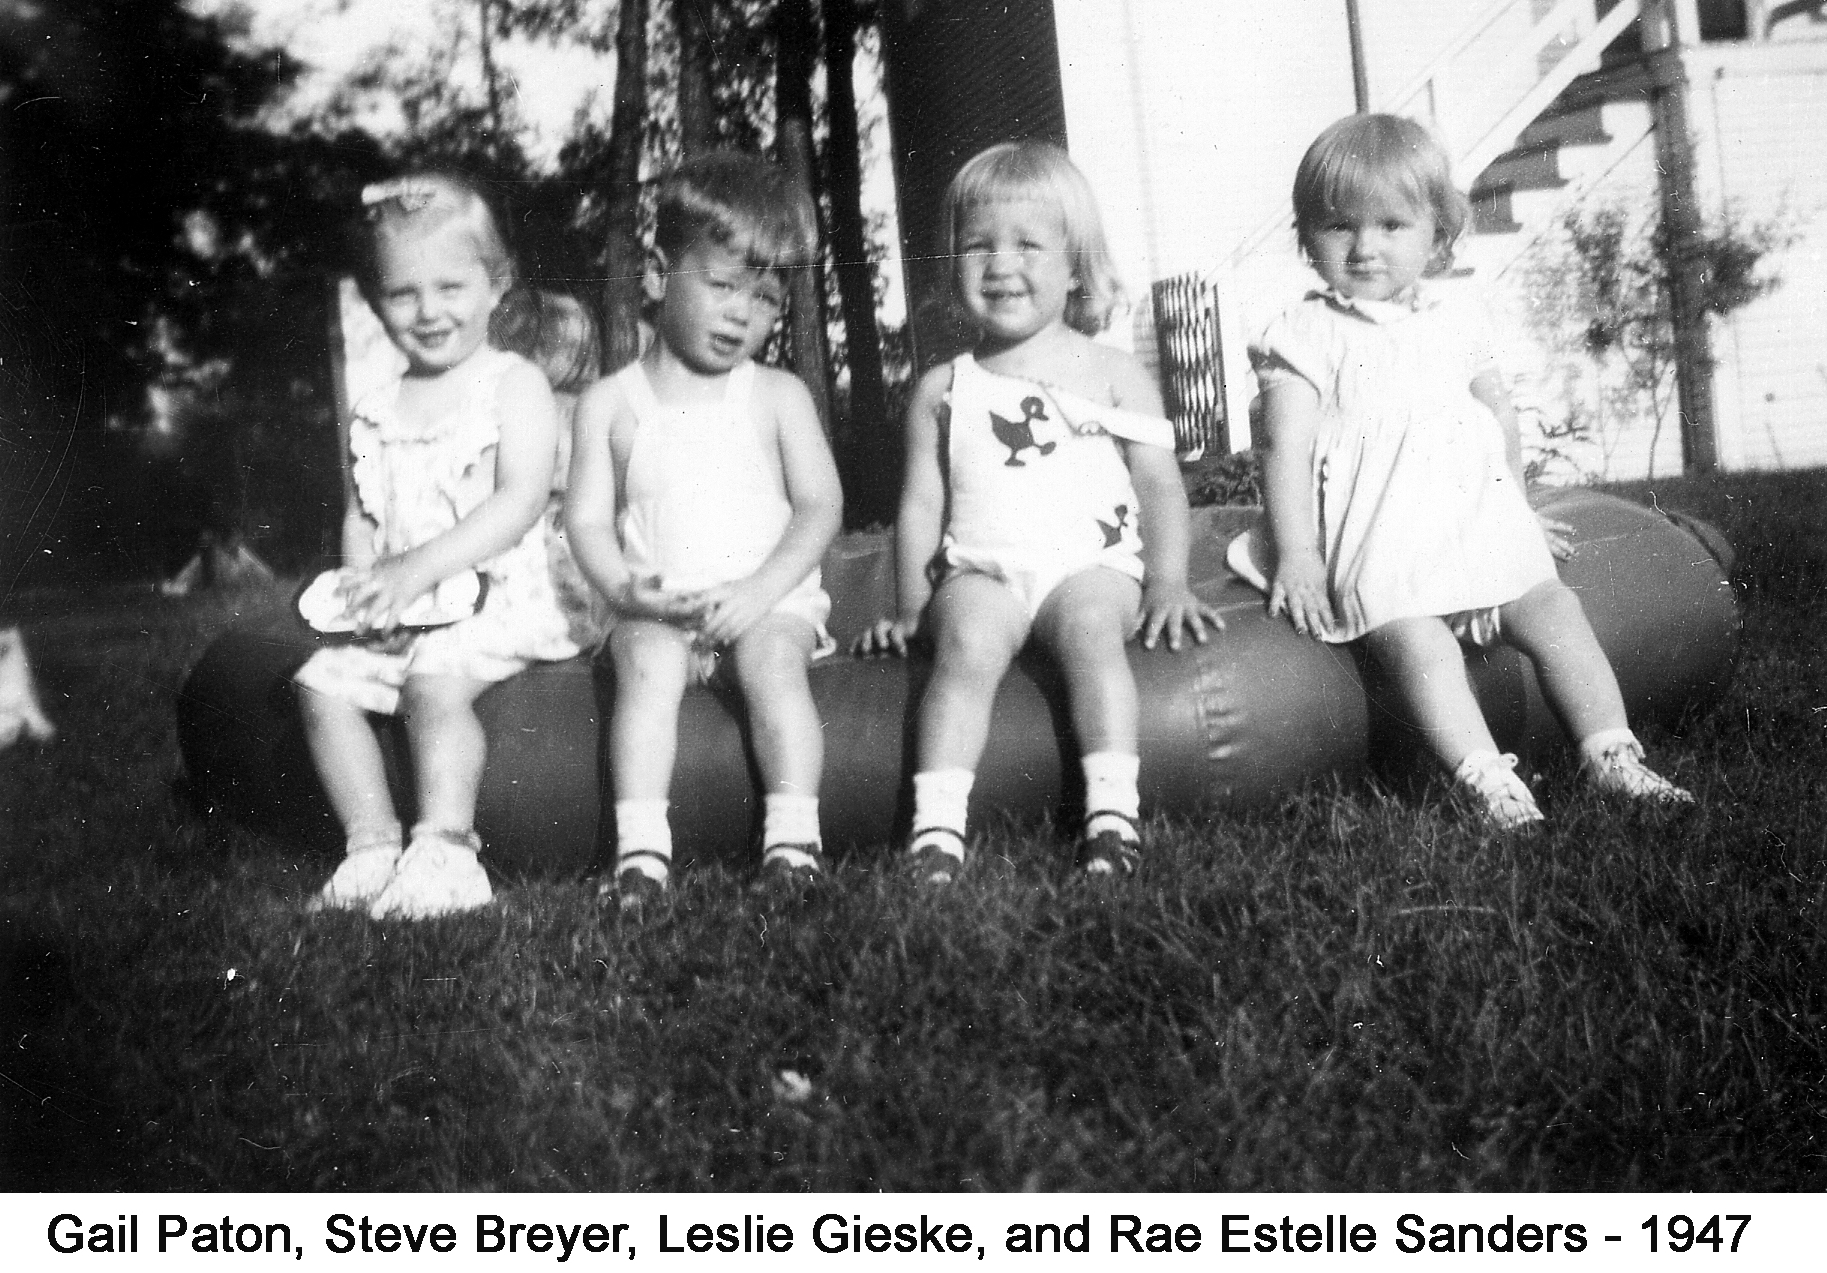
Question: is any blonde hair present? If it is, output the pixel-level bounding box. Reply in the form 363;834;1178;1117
940;141;1123;335
355;172;515;303
1292;114;1470;275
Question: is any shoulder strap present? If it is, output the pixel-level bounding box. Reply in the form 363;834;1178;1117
937;358;959;517
723;358;757;411
617;360;662;421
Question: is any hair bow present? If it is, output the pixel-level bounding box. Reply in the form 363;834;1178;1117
361;178;440;214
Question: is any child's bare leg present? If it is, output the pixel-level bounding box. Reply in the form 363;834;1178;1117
1501;580;1691;803
1497;580;1626;741
371;672;496;919
608;621;693;799
1365;616;1541;827
730;613;825;878
906;574;1029;877
299;684;399;835
1033;566;1145;871
606;620;693;891
1363;616;1497;769
918;574;1030;771
728;614;822;796
1031;567;1143;755
400;673;491;833
299;683;402;907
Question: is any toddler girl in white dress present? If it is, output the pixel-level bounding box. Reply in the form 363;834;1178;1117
1237;115;1691;827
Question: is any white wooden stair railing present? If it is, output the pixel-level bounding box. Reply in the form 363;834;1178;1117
1163;0;1652;454
1220;0;1645;272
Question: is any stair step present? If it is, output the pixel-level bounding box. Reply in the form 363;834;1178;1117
1472;144;1569;195
1470;188;1521;235
1516;100;1613;150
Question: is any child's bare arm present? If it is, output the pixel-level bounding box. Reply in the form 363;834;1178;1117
696;371;844;646
352;360;559;629
856;365;949;656
1471;368;1526;487
1258;377;1336;639
563;378;704;624
1472;367;1571;559
340;502;378;571
1103;353;1222;650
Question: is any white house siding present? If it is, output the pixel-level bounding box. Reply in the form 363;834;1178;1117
1481;39;1827;481
1689;41;1827;473
1048;3;1827;479
1050;0;1357;413
1477;95;1688;483
1052;0;1612;449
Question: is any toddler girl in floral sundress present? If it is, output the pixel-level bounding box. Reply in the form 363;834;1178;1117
295;173;577;918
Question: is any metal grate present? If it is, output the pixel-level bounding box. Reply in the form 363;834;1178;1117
1151;271;1228;458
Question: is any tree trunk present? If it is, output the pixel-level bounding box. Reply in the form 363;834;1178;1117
821;0;893;525
675;0;716;157
1644;7;1718;474
478;0;505;152
774;0;832;433
602;0;651;372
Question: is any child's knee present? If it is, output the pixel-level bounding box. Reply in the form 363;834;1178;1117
930;610;1023;678
729;621;815;691
399;675;483;723
1506;579;1592;637
296;682;347;723
610;622;691;681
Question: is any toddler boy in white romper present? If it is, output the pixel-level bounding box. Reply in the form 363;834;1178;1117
565;151;843;907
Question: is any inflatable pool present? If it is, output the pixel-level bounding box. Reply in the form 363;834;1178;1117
176;488;1737;876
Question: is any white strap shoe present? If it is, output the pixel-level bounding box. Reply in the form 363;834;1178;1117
369;828;493;920
1452;751;1545;831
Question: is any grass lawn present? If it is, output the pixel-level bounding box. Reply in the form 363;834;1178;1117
2;471;1824;1191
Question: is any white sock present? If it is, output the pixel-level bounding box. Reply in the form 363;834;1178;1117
615;798;672;881
1082;751;1140;839
763;793;822;850
1579;727;1639;764
911;769;974;857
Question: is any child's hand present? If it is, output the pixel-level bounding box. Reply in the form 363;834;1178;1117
854;616;920;658
343;558;431;633
614;575;707;626
1269;552;1337;640
696;578;776;647
1537;511;1577;561
1138;583;1224;652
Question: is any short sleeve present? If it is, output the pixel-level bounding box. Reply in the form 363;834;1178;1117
1248;306;1330;395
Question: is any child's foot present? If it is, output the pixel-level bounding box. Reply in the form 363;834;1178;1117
1452;751;1544;831
1076;812;1142;878
1581;736;1695;806
369;828;492;920
604;850;672;916
904;828;966;885
313;844;401;911
754;843;828;903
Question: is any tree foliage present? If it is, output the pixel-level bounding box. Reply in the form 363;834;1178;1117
0;0;908;580
1523;198;1793;479
0;0;347;429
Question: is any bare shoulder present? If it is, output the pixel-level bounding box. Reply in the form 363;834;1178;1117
751;362;820;416
572;371;636;440
495;351;555;401
907;362;954;418
1084;339;1165;413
